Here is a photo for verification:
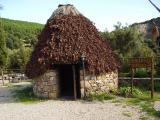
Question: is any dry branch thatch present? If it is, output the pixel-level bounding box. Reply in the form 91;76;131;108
25;4;119;78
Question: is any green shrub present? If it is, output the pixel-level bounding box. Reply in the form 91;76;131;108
154;81;160;92
12;85;44;103
134;69;149;78
88;92;115;101
120;69;150;78
119;87;142;97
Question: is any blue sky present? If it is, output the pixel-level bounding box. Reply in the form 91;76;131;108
0;0;160;31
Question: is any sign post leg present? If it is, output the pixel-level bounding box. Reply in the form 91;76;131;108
131;68;134;94
151;57;154;99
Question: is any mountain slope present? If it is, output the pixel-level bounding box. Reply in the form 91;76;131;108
1;18;44;49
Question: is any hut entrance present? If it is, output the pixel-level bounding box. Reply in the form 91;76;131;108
58;64;81;99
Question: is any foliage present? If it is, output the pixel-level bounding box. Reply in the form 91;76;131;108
125;91;160;119
7;46;32;70
12;84;45;103
155;57;160;77
1;18;43;49
102;23;155;75
102;23;155;59
114;86;160;118
154;81;160;92
120;68;150;78
118;87;142;98
88;92;115;101
0;23;8;68
0;18;43;69
134;69;150;78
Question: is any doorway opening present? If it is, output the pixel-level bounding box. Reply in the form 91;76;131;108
57;64;81;99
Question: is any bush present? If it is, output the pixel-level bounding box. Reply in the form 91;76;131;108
12;85;44;103
154;81;160;92
119;87;142;98
134;69;149;78
119;69;149;78
88;92;115;101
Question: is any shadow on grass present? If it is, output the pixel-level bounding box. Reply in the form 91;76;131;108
12;85;46;104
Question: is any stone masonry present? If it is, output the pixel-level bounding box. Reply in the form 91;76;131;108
33;69;118;99
80;71;118;97
33;70;59;99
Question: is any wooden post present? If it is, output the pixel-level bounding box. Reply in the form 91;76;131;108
151;57;154;99
72;65;77;100
82;61;86;98
131;68;135;94
1;69;4;86
8;69;10;83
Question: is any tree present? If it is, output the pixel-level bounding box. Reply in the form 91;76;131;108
0;28;8;68
102;23;155;58
0;5;8;68
7;46;32;70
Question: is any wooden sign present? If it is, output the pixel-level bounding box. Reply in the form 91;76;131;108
129;57;154;99
129;57;153;68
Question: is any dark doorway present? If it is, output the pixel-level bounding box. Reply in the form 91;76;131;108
57;64;81;99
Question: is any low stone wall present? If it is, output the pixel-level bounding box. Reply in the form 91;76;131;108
80;71;118;97
33;70;59;99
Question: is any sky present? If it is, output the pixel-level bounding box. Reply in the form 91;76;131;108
0;0;160;32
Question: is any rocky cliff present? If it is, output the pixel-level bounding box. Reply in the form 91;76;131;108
132;17;160;40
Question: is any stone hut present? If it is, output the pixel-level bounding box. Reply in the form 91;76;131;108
25;4;119;99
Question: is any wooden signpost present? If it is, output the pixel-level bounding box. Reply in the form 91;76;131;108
129;57;154;99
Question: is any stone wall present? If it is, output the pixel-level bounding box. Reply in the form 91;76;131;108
80;71;118;97
33;69;118;99
33;70;59;99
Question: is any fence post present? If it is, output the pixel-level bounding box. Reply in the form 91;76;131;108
151;57;154;99
1;69;4;86
131;68;135;94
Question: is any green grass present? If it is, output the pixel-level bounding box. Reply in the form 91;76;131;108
122;111;132;117
87;92;115;101
12;85;45;104
139;116;150;120
118;87;160;119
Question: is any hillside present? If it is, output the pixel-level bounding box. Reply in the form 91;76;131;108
132;17;160;40
1;18;44;49
0;18;44;69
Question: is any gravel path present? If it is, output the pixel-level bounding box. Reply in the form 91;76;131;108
0;83;155;120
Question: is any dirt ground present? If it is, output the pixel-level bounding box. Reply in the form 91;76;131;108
0;82;156;120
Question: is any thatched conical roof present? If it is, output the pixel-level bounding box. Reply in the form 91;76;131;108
25;4;119;78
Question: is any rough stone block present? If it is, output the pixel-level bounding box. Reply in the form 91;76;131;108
49;92;57;99
42;92;49;98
